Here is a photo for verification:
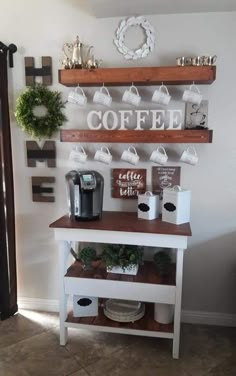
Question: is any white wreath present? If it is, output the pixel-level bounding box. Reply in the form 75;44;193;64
114;16;155;60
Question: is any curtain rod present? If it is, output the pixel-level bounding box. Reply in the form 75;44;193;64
0;42;17;68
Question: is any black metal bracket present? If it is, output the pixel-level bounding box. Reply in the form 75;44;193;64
0;42;17;68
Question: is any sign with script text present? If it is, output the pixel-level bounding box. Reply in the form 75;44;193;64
152;166;181;194
112;169;146;199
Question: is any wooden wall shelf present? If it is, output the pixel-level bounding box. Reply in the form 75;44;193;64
60;129;213;143
58;66;216;87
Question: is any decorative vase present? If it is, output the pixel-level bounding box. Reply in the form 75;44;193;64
154;303;174;324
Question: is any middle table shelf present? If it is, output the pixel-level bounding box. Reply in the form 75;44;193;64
65;260;176;304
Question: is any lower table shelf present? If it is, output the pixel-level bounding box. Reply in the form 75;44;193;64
66;304;174;339
65;260;176;304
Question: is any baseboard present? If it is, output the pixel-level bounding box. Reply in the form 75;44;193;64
18;297;236;327
181;309;236;327
18;297;59;313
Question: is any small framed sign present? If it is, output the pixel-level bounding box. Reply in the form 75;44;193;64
112;169;146;199
185;100;208;129
152;166;181;194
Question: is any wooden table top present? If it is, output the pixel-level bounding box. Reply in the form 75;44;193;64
49;211;191;237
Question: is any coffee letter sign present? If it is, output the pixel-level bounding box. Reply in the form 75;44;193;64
112;169;146;199
87;109;183;131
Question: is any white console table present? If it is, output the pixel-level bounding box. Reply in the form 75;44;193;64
50;211;192;359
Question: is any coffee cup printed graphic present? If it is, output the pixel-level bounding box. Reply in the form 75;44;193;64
121;146;139;165
68;86;87;106
69;145;87;164
182;83;202;106
150;146;168;165
93;85;112;107
122;85;141;107
180;146;198;165
94;146;112;164
152;84;171;106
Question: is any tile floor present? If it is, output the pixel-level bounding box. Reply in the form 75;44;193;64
0;310;235;376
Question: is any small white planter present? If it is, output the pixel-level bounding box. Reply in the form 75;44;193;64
154;303;174;324
107;264;139;275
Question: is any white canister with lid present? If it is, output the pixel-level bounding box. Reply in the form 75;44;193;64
162;185;191;225
138;191;160;220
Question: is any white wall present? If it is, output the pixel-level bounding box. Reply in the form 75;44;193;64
1;0;236;317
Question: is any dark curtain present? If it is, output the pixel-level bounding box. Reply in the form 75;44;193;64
0;44;18;320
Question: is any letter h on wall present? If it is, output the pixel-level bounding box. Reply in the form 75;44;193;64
24;56;52;86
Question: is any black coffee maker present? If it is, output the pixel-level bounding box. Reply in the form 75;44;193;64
66;170;104;221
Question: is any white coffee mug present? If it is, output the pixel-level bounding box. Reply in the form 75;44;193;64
93;86;112;107
180;146;198;165
152;84;171;106
94;146;112;164
68;86;87;106
182;84;202;106
122;85;141;106
121;146;139;165
150;146;168;165
69;145;87;163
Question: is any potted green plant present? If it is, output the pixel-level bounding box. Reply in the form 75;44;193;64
101;244;143;275
78;246;97;270
153;250;172;277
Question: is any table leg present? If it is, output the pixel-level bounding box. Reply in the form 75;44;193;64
173;248;185;359
59;240;70;346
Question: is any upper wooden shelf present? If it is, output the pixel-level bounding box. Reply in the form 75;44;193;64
60;129;213;144
58;66;216;87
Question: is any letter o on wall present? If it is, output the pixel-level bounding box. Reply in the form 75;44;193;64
102;111;118;130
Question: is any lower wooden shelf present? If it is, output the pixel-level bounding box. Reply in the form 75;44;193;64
60;129;213;143
66;304;174;339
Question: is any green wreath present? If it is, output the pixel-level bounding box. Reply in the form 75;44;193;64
15;84;67;138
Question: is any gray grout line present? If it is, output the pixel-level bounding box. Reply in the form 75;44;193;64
66;365;92;376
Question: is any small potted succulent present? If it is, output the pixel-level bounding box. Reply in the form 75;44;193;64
101;244;143;275
153;250;172;277
78;246;97;270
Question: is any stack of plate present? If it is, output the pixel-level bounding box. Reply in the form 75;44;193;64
104;299;145;323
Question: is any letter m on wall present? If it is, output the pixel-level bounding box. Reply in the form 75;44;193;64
26;141;56;168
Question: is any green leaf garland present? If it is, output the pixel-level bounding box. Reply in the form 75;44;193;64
15;84;67;138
